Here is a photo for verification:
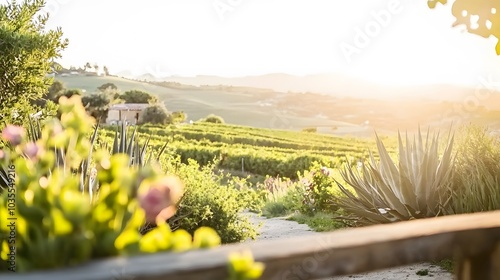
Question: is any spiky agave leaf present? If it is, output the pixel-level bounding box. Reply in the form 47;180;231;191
334;128;455;225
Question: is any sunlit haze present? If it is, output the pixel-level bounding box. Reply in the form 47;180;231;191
31;0;500;87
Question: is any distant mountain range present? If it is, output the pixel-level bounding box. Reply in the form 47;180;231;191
115;71;485;102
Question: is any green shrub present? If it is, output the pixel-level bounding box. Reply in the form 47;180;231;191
261;177;305;217
302;127;317;133
228;176;266;213
299;163;339;214
262;201;289;217
289;211;345;232
162;158;257;243
171;111;187;123
280;184;306;212
203;114;225;124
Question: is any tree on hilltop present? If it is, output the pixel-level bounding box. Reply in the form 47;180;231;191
84;62;92;72
103;65;110;76
119;90;158;104
97;83;118;92
203;114;225;124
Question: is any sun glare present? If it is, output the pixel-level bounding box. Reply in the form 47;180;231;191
41;0;500;88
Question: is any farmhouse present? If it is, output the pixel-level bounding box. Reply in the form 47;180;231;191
106;103;149;125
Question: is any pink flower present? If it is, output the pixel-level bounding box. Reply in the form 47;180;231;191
23;142;41;159
1;125;25;146
320;166;331;176
139;176;184;224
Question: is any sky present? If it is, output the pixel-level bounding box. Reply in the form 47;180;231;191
27;0;500;86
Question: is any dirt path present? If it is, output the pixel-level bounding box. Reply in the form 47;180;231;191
245;213;453;280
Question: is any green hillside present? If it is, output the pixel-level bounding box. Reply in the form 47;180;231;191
57;75;369;136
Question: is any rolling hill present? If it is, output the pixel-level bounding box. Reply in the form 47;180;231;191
56;75;500;137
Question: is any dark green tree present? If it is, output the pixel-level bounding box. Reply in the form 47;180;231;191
84;62;91;72
97;82;117;92
139;104;171;125
60;89;82;100
103;65;110;76
48;80;66;99
203;114;225;124
119;90;158;104
82;93;111;123
0;0;67;127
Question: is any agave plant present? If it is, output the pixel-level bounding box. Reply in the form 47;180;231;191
107;121;168;167
333;129;456;226
102;121;175;234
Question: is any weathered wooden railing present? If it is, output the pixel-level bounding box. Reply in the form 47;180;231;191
3;210;500;280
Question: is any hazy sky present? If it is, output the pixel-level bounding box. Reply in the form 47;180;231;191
30;0;500;86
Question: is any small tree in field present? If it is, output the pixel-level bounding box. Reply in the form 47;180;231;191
97;82;117;92
139;104;172;125
171;111;187;123
204;114;225;124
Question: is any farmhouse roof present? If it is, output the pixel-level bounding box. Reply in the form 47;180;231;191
109;103;149;111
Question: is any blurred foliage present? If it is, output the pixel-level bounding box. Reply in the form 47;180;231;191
0;96;222;272
171;111;187;124
0;0;67;128
228;250;265;280
302;127;317;133
428;0;500;54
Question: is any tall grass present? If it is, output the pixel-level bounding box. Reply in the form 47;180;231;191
451;125;500;213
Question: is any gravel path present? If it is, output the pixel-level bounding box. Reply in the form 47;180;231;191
245;213;453;280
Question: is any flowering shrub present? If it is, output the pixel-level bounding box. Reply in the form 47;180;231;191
0;96;221;272
299;162;338;214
